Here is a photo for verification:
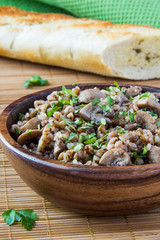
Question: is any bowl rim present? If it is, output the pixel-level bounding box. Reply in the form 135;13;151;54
1;82;160;179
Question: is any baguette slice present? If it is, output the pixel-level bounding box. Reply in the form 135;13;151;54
0;6;160;80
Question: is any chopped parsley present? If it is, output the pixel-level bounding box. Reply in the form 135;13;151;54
79;133;96;143
19;113;25;121
47;103;61;117
26;130;32;135
14;128;21;134
128;111;136;122
149;111;158;118
61;85;78;105
98;103;112;112
65;132;76;143
100;118;106;125
61;116;77;131
91;98;101;105
73;118;84;125
58;97;70;106
119;111;128;116
133;146;148;159
24;76;48;88
37;124;41;130
138;92;150;99
71;143;83;152
116;128;127;134
106;96;114;106
114;81;120;89
157;121;160;127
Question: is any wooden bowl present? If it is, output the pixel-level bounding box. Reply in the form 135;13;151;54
1;83;160;216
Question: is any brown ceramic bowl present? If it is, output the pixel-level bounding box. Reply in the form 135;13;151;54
1;83;160;216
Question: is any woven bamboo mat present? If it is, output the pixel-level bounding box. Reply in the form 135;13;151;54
1;56;160;240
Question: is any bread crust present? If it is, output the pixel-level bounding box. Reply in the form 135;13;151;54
0;6;160;80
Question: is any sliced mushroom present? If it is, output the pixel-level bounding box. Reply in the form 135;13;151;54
126;86;142;98
99;149;131;166
124;123;139;130
135;110;157;133
137;97;160;115
20;117;41;132
147;145;160;163
79;103;112;125
78;88;106;103
115;92;129;105
37;125;54;152
17;130;42;146
54;140;66;158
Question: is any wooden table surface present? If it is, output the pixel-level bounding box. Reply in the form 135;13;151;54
0;56;160;240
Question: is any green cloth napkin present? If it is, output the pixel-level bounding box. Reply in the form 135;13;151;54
0;0;160;28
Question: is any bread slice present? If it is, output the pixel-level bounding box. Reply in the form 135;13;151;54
0;6;160;80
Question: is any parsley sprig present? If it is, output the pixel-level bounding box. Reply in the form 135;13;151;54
24;76;48;88
2;209;38;231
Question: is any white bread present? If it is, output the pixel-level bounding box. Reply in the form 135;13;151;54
0;6;160;80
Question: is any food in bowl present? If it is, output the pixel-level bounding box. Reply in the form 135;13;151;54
11;83;160;166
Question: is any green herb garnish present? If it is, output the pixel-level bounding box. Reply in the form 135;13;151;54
81;121;96;129
61;116;77;131
37;124;41;130
71;143;83;152
26;130;32;135
79;133;96;143
106;96;114;106
114;81;120;89
138;92;150;99
73;118;84;125
2;209;38;231
47;103;62;117
128;111;136;122
150;111;158;118
58;97;70;106
157;121;160;127
24;76;48;88
47;123;52;128
133;146;148;159
61;85;78;105
19;113;25;121
119;111;128;116
106;87;111;92
84;137;97;144
100;118;106;125
65;132;76;143
129;96;134;101
14;128;21;134
91;98;101;106
116;128;127;134
98;103;112;112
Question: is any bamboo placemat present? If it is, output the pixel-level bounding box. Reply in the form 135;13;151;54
1;56;160;240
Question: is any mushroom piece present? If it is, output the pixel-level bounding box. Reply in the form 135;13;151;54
20;117;41;132
135;110;157;133
124;123;139;130
152;92;160;99
37;125;54;152
99;149;131;166
126;86;142;98
147;145;160;163
79;103;112;125
78;88;106;103
137;97;160;115
54;140;66;158
115;92;129;105
17;130;42;146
